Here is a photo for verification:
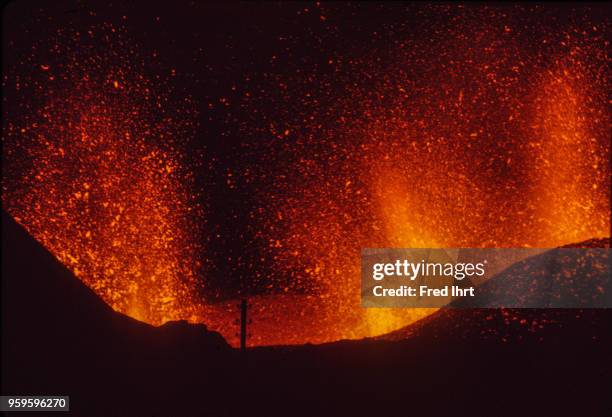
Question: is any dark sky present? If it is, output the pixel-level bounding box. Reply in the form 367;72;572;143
3;1;610;301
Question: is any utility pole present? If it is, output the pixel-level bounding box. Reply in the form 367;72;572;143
240;298;248;351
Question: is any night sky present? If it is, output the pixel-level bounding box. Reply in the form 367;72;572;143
2;1;610;345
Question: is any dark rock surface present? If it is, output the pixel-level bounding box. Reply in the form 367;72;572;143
2;210;610;416
1;210;231;416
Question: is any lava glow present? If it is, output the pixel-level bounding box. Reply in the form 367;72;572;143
234;5;610;345
3;24;206;325
2;5;610;347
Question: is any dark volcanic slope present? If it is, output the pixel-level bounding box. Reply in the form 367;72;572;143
240;241;611;417
2;213;611;417
459;241;611;308
380;238;611;342
1;210;230;415
245;312;611;417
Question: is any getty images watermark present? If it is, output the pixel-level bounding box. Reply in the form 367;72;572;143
361;248;611;308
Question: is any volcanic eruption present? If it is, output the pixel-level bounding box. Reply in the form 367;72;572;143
2;4;610;347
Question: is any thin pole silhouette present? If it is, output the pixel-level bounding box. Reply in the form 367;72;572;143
240;299;247;351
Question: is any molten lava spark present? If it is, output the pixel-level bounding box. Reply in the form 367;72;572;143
3;24;206;325
2;5;610;347
233;4;610;345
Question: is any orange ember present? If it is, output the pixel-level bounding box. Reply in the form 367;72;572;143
2;8;610;347
3;25;206;326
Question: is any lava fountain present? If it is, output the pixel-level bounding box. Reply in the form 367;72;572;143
237;5;610;345
2;24;206;325
2;6;610;347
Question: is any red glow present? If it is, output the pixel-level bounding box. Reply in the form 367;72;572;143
3;8;610;347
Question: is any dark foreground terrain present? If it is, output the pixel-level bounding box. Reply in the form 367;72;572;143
2;211;611;417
